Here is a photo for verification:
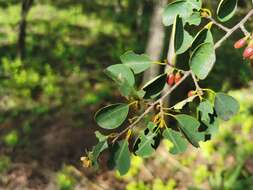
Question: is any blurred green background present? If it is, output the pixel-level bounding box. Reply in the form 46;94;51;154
0;0;253;189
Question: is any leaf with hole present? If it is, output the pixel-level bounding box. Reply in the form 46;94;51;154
197;100;214;123
175;114;205;147
163;128;188;154
135;122;157;158
95;103;129;129
185;12;202;26
163;0;202;26
214;93;239;121
120;51;152;74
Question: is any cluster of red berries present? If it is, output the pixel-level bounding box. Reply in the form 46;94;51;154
166;72;182;87
234;34;253;60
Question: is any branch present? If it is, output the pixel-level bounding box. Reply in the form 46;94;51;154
112;71;191;143
208;16;230;32
214;9;253;49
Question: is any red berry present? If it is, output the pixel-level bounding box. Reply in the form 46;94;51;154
234;38;247;49
188;90;195;97
167;74;175;86
243;46;253;59
174;73;182;84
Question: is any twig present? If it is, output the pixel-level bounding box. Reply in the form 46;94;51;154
190;71;201;92
214;9;253;49
208;16;230;32
112;71;191;143
240;24;250;36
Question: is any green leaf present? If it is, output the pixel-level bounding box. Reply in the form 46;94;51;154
91;132;108;168
163;128;188;154
163;0;202;26
175;114;204;147
187;0;202;9
105;64;135;96
191;28;213;51
189;42;216;80
197;100;214;123
217;0;238;22
120;51;152;74
172;95;197;110
95;103;129;129
135;122;157;158
214;93;240;121
204;116;219;136
114;140;131;175
142;73;167;99
174;15;193;55
185;12;202;26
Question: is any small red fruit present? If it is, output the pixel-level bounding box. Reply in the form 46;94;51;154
243;46;253;59
174;73;182;84
167;74;175;86
188;90;195;97
234;38;247;49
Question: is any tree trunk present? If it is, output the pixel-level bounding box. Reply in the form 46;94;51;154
142;0;167;85
18;0;34;60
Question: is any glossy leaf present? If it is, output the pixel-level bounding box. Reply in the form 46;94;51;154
189;42;216;80
163;128;188;154
114;140;131;175
191;28;213;51
120;51;152;74
135;122;157;158
174;15;193;54
214;93;240;121
142;73;167;99
217;0;238;22
95;103;129;129
175;114;204;147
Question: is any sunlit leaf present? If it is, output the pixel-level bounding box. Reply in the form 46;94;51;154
189;42;216;80
163;128;188;154
120;51;152;74
105;64;135;97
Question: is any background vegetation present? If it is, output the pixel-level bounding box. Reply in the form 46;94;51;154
0;0;253;189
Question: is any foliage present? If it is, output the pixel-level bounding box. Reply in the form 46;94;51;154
85;0;253;175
